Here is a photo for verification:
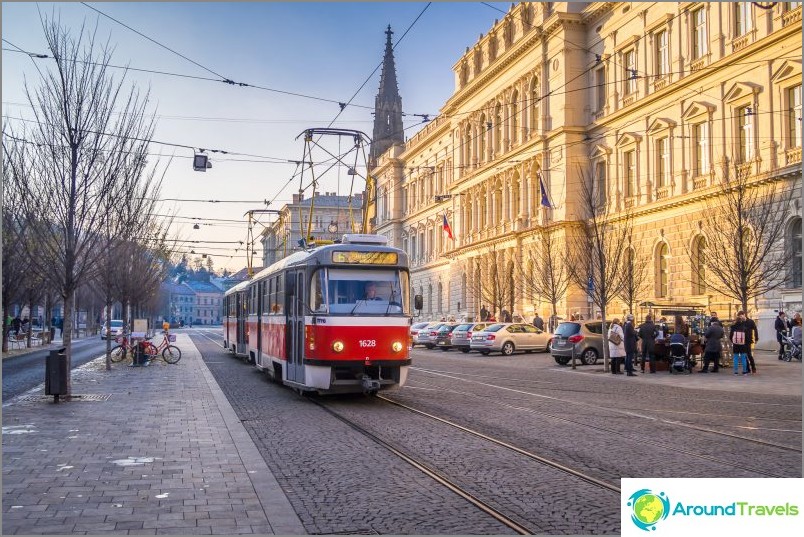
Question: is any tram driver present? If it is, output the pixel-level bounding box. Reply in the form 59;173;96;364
363;282;382;301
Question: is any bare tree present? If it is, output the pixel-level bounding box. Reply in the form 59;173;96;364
1;147;28;352
515;226;571;332
476;243;516;321
617;229;651;318
690;165;795;314
565;165;633;371
2;18;156;396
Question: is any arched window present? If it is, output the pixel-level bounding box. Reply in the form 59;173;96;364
529;77;539;133
512;174;521;218
494;102;503;154
510;91;519;145
791;218;802;288
427;283;433;314
478;114;487;163
656;243;670;297
437;282;443;313
461;273;467;311
692;236;707;295
464;125;472;171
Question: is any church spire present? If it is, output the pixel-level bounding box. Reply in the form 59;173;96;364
370;25;404;164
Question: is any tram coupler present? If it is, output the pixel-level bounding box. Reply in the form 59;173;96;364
361;375;381;394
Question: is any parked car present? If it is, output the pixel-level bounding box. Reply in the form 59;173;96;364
549;321;605;365
410;322;431;348
450;322;491;353
418;322;446;349
101;319;124;340
434;323;461;350
469;322;553;356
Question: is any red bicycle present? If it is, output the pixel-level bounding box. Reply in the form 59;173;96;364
141;331;182;364
110;331;136;363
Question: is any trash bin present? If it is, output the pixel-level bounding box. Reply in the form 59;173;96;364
45;347;68;403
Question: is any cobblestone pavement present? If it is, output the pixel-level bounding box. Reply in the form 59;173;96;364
2;332;304;535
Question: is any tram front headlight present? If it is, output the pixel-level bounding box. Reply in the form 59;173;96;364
392;341;403;352
332;341;344;353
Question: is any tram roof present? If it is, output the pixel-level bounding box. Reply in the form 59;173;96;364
224;279;251;296
251;238;406;283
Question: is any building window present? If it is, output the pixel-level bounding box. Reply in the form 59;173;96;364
623;49;637;96
479;114;487;162
595;67;606;112
494;103;503;154
656;136;670;188
657;243;669;298
694;122;709;176
510;91;519;145
624;150;636;198
692;7;707;60
655;30;669;78
529;77;539;132
788;85;802;148
734;2;753;36
792;218;802;288
738;106;755;162
692;236;707;295
595;161;607;209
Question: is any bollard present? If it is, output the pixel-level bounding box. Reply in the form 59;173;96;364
45;348;68;403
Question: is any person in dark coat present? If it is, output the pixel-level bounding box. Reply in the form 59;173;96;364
480;305;489;322
700;317;724;372
623;314;639;376
637;315;658;373
774;311;788;360
742;310;759;374
532;313;544;331
11;316;21;335
729;312;750;375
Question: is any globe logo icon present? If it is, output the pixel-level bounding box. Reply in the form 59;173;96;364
627;489;670;531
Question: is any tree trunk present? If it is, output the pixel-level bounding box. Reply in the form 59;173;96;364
105;300;113;371
601;306;609;373
2;302;9;353
62;290;74;397
27;297;34;349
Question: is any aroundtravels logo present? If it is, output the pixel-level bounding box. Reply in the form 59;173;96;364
627;489;671;531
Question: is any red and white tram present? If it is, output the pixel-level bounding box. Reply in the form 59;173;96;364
222;234;411;394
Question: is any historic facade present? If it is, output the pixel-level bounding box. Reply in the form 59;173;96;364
371;2;802;348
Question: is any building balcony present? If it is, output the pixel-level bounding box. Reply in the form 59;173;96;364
786;146;802;165
624;196;636;209
783;6;802;27
656;186;670;200
652;77;669;91
690;58;705;73
731;35;749;53
693;176;708;190
622;94;636;107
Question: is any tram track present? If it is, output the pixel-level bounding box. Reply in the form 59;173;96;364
308;394;621;536
409;367;802;455
398;377;798;479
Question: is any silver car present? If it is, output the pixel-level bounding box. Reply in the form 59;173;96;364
549;321;605;365
450;322;491;353
418;322;446;349
410;322;431;348
469;322;553;356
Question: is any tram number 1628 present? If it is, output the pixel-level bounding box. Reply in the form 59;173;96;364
359;339;377;348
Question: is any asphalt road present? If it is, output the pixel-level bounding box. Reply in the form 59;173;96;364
2;337;113;402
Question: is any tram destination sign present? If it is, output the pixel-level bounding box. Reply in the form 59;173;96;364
332;251;398;265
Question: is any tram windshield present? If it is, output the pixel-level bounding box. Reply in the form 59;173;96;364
311;268;410;315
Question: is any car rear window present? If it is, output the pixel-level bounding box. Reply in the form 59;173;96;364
455;324;472;331
412;322;429;329
585;322;604;334
554;322;581;336
111;320;123;328
484;323;505;333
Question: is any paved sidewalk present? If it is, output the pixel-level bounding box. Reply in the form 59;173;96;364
2;333;306;535
572;349;803;397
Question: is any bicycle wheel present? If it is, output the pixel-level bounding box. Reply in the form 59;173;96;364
162;345;182;364
110;345;127;363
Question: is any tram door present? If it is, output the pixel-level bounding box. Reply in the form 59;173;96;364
286;271;305;383
236;291;247;355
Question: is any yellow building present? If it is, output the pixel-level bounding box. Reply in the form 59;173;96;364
371;2;802;348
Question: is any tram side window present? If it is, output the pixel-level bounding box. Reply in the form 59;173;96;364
311;269;327;312
275;275;285;314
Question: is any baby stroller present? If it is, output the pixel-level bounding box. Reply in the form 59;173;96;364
668;341;694;374
781;333;802;362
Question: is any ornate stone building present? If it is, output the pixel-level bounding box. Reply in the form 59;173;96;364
371;2;801;348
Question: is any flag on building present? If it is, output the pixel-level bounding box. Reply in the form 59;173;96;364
442;213;453;240
539;172;553;209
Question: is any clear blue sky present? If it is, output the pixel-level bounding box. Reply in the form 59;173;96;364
2;2;509;271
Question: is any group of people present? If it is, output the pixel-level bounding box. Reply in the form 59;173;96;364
606;310;777;377
775;310;802;360
5;315;31;337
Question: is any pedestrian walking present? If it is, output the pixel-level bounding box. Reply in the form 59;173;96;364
501;309;512;323
607;318;625;374
730;312;750;375
637;315;658;373
623;314;638;376
700;317;724;373
480;305;489;322
775;311;788;360
532;313;544;331
742;311;759;374
11;315;21;335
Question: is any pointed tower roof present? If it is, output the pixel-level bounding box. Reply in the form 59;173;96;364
370;25;404;164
